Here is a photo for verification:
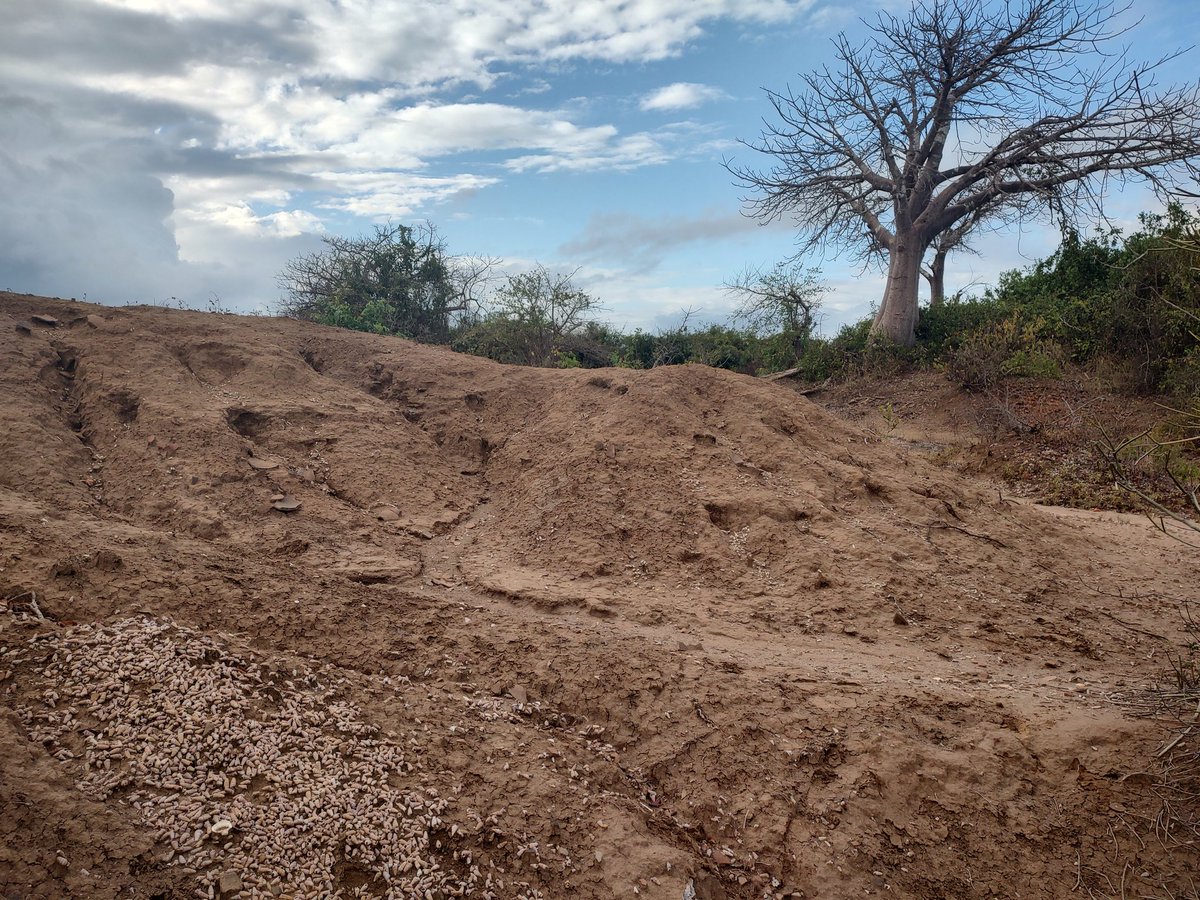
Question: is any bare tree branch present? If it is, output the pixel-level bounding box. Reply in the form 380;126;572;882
1097;423;1200;547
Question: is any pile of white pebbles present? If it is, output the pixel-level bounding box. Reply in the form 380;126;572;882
16;617;544;900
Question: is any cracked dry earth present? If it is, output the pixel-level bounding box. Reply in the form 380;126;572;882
1;292;1198;900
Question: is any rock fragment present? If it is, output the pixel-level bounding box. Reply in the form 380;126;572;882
217;870;243;895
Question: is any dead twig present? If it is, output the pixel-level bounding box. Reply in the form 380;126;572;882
1095;423;1200;548
3;589;45;621
925;521;1009;548
1068;579;1169;640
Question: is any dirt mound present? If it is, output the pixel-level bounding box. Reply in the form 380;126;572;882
2;292;1198;899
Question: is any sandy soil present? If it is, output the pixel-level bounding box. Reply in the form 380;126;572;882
806;369;1198;514
1;292;1197;900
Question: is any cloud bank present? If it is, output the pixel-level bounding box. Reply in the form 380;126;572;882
1;0;818;310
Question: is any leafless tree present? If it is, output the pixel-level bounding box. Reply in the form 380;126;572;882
731;0;1200;345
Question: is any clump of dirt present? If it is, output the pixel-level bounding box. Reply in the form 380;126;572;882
2;292;1198;899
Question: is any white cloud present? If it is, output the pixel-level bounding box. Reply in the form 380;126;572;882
176;202;324;241
29;1;815;106
334;103;623;167
91;0;242;16
504;132;673;173
5;0;821;179
314;171;500;219
640;82;727;111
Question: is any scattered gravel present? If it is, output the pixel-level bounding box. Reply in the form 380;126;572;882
17;618;546;900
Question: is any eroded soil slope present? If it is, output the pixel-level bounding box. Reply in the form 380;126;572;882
806;369;1199;514
1;293;1197;899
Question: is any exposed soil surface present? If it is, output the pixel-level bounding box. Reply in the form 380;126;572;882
2;292;1198;899
807;369;1197;514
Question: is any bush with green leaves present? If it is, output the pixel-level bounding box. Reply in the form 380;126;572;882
946;314;1062;391
978;204;1200;391
277;223;491;343
452;266;603;367
915;296;1007;356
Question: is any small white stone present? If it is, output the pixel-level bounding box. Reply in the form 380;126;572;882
211;819;234;836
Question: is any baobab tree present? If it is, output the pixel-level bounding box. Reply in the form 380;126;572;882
732;0;1200;345
868;199;1003;306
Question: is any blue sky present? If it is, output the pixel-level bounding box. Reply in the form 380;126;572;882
2;0;1198;334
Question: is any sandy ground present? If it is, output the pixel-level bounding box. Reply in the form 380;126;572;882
1;292;1197;900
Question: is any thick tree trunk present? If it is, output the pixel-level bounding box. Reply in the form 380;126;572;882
925;249;946;308
870;239;924;346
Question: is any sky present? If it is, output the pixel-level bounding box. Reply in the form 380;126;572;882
2;0;1199;335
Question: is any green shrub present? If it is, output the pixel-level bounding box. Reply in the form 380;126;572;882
450;317;531;365
278;223;463;342
1002;346;1062;379
1162;347;1200;399
451;267;604;367
977;204;1200;390
947;314;1053;390
916;297;1006;355
786;318;921;383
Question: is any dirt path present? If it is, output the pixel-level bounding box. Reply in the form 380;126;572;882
2;293;1197;899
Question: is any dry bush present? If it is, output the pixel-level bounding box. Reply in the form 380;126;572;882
1102;402;1200;855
